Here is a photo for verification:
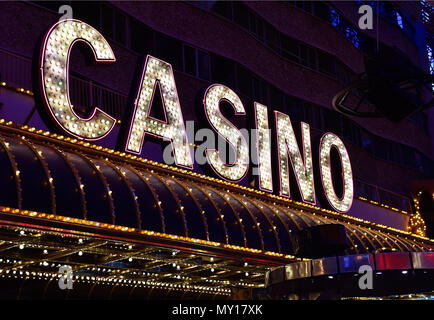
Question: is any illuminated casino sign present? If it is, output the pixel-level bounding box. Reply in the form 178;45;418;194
36;19;353;213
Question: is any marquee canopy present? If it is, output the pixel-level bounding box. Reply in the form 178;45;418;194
0;121;432;258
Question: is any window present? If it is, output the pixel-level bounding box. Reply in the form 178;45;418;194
114;11;127;46
371;135;403;163
336;61;353;85
402;16;415;39
270;86;284;110
401;145;416;168
318;51;336;77
342;117;361;147
197;50;211;81
286;96;304;123
421;154;434;178
34;1;67;12
182;46;210;81
374;136;389;161
313;1;331;22
130;20;153;54
237;65;253;97
360;35;376;57
361;130;373;153
295;1;313;14
101;4;114;39
378;189;410;212
211;0;233;20
74;2;100;28
233;1;249;30
265;24;281;54
389;142;402;163
310;104;322;130
249;14;264;41
324;109;342;135
355;180;379;201
299;45;316;69
211;55;235;88
281;35;299;63
415;152;424;173
252;77;268;104
183;45;196;76
155;34;183;71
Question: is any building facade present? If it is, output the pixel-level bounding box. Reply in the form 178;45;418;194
0;1;433;300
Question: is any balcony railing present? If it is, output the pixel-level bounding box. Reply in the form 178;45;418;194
0;47;127;120
354;179;412;213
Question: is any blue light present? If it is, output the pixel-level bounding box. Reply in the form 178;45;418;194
396;12;404;29
427;43;434;90
330;8;340;27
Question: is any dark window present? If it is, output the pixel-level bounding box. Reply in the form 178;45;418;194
342;117;361;147
233;1;249;30
249;14;264;41
360;34;376;57
318;51;336;77
300;45;316;69
281;35;299;63
156;34;183;71
265;24;281;54
336;61;353;84
313;1;331;21
421;155;434;178
114;11;127;45
252;78;268;104
378;189;409;212
183;45;196;76
300;101;312;124
310;104;322;129
324;109;342;135
34;1;66;12
212;0;233;20
286;96;304;122
237;65;253;97
374;136;389;161
74;2;100;28
197;50;211;81
270;86;284;110
211;55;235;88
101;4;114;39
402;16;415;39
130;20;153;54
296;1;313;14
382;2;397;22
361;130;373;153
389;142;401;163
355;180;379;201
415;152;424;173
409;112;429;133
401;145;415;168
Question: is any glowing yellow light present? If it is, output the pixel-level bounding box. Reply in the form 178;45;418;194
203;84;249;182
39;19;116;140
319;132;353;213
275;111;315;204
254;103;273;192
125;55;193;169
